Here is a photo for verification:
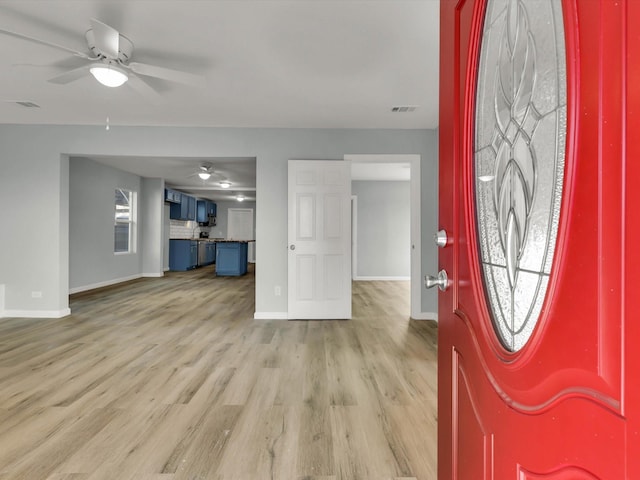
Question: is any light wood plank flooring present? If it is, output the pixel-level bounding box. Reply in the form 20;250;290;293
0;265;437;480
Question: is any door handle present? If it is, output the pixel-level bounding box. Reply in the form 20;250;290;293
290;244;296;251
425;269;449;291
434;229;448;248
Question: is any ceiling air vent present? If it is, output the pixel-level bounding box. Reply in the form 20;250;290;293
391;105;418;113
15;101;41;108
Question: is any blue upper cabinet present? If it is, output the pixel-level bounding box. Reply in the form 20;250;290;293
168;191;196;221
197;200;217;223
186;195;196;221
180;195;189;219
165;188;181;203
196;200;208;223
169;192;183;219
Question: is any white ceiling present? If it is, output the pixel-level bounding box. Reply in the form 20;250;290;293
1;1;437;201
0;0;440;129
84;155;257;202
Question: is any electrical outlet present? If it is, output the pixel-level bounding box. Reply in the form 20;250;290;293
31;291;42;298
275;286;281;296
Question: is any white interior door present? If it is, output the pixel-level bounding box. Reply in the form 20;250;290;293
227;208;254;240
228;207;255;263
288;160;351;319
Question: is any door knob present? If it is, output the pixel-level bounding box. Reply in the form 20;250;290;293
434;229;448;248
425;269;449;291
290;244;296;251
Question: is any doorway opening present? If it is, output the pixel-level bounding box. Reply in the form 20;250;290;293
67;155;257;302
345;154;421;319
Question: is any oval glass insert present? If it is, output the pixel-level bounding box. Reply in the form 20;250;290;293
474;0;567;352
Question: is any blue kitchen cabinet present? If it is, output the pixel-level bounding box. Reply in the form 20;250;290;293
205;242;216;265
169;192;183;219
169;240;198;271
169;193;196;221
186;195;196;221
197;200;217;223
165;188;181;203
180;195;189;219
196;200;207;223
215;242;248;276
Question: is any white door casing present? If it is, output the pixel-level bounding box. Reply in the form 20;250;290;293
288;160;352;319
351;195;358;280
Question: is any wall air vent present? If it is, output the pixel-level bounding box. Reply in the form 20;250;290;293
391;105;418;113
15;101;41;108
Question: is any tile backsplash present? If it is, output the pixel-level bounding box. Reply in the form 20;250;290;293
170;220;209;239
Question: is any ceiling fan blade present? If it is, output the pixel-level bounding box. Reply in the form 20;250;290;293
48;65;90;84
127;75;162;104
128;62;205;87
90;18;119;59
0;27;90;59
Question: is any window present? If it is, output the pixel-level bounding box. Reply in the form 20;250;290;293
473;0;566;351
114;188;136;254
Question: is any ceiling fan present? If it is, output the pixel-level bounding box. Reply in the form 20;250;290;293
190;164;233;188
0;18;204;96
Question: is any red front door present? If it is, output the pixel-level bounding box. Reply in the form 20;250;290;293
438;0;640;478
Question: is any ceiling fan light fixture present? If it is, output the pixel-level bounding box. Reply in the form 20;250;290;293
198;172;211;180
220;181;231;189
89;63;128;87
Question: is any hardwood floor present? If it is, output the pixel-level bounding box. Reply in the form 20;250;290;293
0;266;437;480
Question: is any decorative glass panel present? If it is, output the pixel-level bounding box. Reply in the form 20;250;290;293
474;0;566;351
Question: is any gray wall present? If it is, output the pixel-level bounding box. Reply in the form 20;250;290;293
69;157;143;290
0;125;438;318
141;177;165;277
69;159;164;292
352;181;410;278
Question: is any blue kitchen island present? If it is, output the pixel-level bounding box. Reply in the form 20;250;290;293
215;240;251;276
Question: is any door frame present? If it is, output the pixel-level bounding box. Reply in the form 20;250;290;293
344;154;422;319
351;195;358;280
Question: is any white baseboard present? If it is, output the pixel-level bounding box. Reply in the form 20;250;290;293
142;272;164;278
1;308;71;319
254;311;288;320
354;276;410;281
69;274;143;294
411;311;438;321
0;284;4;316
